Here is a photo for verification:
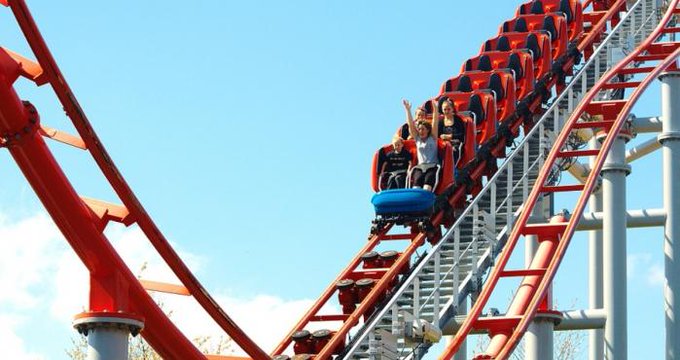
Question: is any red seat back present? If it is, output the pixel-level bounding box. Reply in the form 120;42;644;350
455;114;477;168
438;91;497;147
440;70;517;122
516;0;583;41
501;14;568;58
435;140;455;193
482;31;553;79
462;51;535;100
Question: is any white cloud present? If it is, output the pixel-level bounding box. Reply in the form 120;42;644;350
647;263;664;287
0;212;335;357
627;252;652;278
0;212;74;358
627;252;664;288
0;213;62;308
158;292;333;355
50;250;88;323
0;314;46;360
98;223;340;355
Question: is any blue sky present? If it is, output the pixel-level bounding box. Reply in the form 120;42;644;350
0;1;671;359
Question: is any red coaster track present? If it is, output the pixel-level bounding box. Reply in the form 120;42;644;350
440;1;680;358
1;0;677;359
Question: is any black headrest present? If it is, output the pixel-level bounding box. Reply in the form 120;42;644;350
444;79;453;92
457;75;473;92
525;33;541;60
519;4;528;14
560;0;574;22
508;53;524;80
531;1;544;14
497;36;511;51
514;18;529;32
488;73;505;101
422;100;433;114
465;59;474;71
503;21;511;32
478;55;493;71
400;123;410;140
485;40;494;52
468;94;485;125
543;16;558;40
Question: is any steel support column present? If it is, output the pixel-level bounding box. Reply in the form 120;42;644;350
525;316;554;360
600;134;631;360
625;137;662;163
525;196;555;360
578;208;666;230
589;176;604;360
443;308;606;334
659;71;680;360
526;197;543;264
631;115;663;133
453;297;467;360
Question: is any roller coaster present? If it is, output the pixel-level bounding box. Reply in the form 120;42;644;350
0;0;679;359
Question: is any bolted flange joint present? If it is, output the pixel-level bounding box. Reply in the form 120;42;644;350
657;131;680;145
0;100;40;148
658;71;680;81
73;311;144;337
534;309;564;326
596;129;632;175
600;162;632;175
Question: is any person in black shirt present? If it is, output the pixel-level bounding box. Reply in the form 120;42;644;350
437;98;466;168
380;137;413;189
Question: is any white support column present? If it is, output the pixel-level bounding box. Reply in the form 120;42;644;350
525;197;554;360
558;309;607;330
74;313;144;360
443;309;603;334
525;316;556;360
600;132;631;360
526;197;542;265
625;137;662;163
453;297;467;360
589;136;604;360
659;71;680;360
630;115;663;133
578;208;666;230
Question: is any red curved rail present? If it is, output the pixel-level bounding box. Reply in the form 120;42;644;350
439;1;680;358
1;1;268;359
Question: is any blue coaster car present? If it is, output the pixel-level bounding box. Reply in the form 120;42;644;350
371;189;436;221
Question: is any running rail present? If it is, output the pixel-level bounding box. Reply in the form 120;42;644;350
439;1;680;358
0;1;268;359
